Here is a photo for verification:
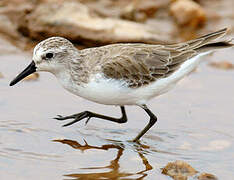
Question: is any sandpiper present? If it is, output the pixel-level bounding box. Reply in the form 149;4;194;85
10;28;233;142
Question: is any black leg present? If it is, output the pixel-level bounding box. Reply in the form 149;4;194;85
54;106;127;127
133;104;157;142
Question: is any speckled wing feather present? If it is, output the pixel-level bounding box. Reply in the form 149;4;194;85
102;47;196;88
102;28;230;88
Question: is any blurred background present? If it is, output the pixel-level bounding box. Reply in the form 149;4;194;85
0;0;233;180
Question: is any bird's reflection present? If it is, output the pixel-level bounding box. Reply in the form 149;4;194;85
53;139;153;180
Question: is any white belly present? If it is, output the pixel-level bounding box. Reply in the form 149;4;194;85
59;53;209;106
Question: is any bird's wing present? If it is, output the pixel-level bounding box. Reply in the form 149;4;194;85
101;47;197;88
101;28;230;88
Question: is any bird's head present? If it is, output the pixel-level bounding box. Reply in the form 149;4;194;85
10;37;77;86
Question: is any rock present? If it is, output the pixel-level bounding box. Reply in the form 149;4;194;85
162;160;197;180
23;1;170;45
170;0;206;28
120;0;160;22
209;61;234;70
0;0;176;49
197;173;218;180
0;2;34;49
0;72;3;78
23;73;39;81
79;0;165;22
0;0;174;50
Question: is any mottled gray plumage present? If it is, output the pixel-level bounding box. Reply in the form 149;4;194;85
68;28;232;88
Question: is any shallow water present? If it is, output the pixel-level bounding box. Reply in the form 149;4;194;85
0;38;234;180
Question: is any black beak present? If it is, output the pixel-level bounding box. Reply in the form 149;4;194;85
9;61;36;86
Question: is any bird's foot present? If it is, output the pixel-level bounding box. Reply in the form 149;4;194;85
54;111;93;127
54;114;77;120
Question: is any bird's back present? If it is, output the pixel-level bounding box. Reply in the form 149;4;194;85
81;28;231;87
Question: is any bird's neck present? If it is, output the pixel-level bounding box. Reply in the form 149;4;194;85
54;68;81;95
53;59;90;93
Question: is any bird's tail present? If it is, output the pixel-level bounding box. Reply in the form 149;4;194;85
193;28;233;53
166;28;233;53
195;39;233;53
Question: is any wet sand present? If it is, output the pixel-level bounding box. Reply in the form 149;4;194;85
0;36;234;180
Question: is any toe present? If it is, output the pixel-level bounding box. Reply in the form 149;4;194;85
54;115;66;120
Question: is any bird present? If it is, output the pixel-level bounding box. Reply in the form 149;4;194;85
9;28;233;142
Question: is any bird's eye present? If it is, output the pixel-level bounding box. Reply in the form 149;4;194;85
45;53;54;59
